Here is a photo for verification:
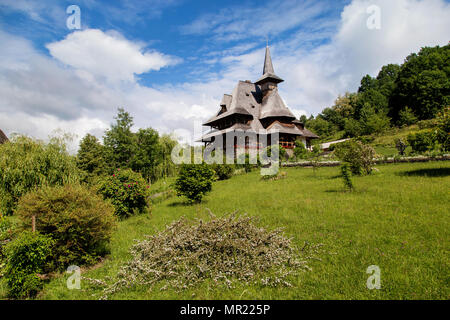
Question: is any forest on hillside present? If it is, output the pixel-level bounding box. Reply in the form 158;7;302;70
303;44;449;141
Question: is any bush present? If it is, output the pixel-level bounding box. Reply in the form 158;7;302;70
4;231;54;298
334;140;375;175
210;163;234;181
398;107;418;127
0;136;80;215
16;184;117;269
407;130;437;153
293;141;308;160
417;119;437;129
174;164;215;203
98;169;150;219
435;106;449;151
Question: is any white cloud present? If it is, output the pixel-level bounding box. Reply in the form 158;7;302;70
1;0;449;153
46;29;181;83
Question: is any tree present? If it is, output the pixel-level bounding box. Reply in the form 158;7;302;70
103;108;136;170
154;134;178;180
77;134;106;179
0;136;80;215
130;128;161;181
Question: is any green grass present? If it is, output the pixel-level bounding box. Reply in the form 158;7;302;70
2;161;449;300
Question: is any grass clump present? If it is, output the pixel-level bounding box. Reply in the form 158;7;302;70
99;213;321;299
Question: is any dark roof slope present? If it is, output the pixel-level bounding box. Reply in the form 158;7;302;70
0;129;8;144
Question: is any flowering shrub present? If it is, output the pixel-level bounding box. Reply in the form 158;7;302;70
98;169;150;218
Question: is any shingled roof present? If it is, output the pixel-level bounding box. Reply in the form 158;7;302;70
201;45;319;142
0;129;8;144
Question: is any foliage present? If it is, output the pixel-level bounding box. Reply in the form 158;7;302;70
4;231;54;298
394;138;407;156
174;164;215;203
130;128;161;181
76;134;106;181
391;45;450;121
306;44;449;140
435;106;450;151
98;169;150;219
407;130;437;153
16;184;117;269
103;108;136;171
334;140;375;175
153;134;178;180
98;214;321;299
340;163;354;191
210;162;234;181
398;107;418;127
293;140;308;160
0;135;80;216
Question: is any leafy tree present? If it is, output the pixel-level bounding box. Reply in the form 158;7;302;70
154;134;178;179
334;140;375;175
0;136;80;215
390;45;450;121
77;134;106;179
407;130;437;153
130;128;161;181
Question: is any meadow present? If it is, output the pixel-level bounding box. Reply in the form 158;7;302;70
13;160;446;300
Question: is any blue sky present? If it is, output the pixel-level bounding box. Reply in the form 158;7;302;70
0;0;449;150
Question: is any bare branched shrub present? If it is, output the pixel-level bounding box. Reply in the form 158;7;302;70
99;213;322;299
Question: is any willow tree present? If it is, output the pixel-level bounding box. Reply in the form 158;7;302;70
0;136;80;215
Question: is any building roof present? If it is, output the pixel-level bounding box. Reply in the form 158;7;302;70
255;46;284;85
201;46;318;142
0;129;8;144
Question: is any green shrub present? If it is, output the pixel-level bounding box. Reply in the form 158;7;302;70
407;130;437;153
236;153;253;173
16;184;117;269
417;119;437;129
98;169;150;219
210;162;234;181
435;106;449;151
4;231;54;298
0;136;80;215
293;141;308;160
398;107;418;127
334;140;375;175
174;164;215;203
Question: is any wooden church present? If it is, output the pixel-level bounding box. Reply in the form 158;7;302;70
201;46;318;155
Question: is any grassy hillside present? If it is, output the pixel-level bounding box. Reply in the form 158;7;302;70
9;161;445;300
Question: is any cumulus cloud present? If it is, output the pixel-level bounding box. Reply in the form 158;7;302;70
1;0;449;153
47;29;181;83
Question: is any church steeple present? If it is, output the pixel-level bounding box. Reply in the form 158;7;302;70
255;45;284;86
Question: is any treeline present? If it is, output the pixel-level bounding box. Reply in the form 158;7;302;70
303;44;449;140
77;108;178;182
